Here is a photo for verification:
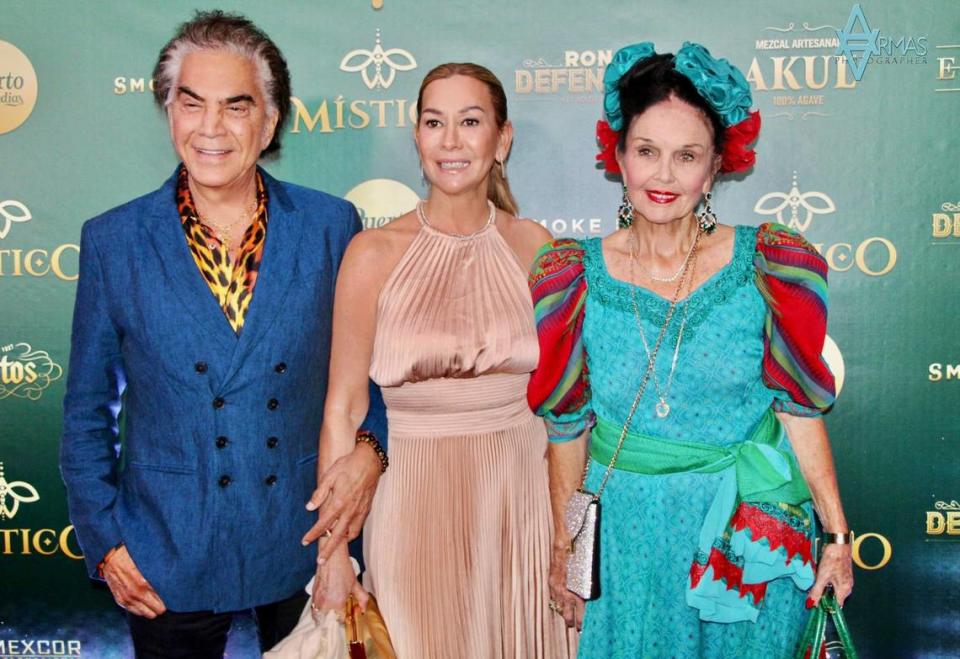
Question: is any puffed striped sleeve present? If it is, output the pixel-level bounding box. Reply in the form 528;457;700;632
527;238;594;441
754;223;836;416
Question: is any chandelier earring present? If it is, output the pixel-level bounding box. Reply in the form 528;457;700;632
618;185;636;229
697;191;718;234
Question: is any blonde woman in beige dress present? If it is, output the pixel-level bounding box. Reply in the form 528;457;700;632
300;63;574;658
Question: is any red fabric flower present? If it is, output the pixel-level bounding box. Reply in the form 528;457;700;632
720;111;761;174
595;119;621;174
597;112;760;176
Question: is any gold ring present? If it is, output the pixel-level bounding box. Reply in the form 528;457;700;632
548;599;563;614
323;528;333;539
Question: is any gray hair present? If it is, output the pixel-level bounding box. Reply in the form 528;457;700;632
152;10;292;156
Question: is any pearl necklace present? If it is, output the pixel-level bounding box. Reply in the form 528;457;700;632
630;225;699;283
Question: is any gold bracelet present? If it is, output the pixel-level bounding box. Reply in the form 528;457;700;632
356;430;388;473
822;531;854;545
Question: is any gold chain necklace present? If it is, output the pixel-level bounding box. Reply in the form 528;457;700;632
416;200;496;240
628;225;702;418
588;228;700;498
195;198;257;252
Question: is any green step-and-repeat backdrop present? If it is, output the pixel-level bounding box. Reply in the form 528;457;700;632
1;1;958;657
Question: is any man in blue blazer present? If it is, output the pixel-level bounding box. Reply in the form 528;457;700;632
59;11;386;656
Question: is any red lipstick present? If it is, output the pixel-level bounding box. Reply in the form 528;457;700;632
646;190;679;204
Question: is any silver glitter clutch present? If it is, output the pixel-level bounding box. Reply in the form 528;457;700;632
559;283;674;603
564;488;601;600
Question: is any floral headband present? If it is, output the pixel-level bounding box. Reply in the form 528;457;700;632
596;41;761;175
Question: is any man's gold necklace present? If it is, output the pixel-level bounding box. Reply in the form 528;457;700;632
195;199;257;252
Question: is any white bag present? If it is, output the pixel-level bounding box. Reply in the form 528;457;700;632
262;577;348;659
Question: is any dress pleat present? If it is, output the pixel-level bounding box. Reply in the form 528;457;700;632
363;216;574;658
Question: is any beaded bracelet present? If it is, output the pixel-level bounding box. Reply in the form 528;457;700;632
97;541;125;578
356;430;388;473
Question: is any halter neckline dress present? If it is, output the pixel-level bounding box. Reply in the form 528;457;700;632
362;209;573;658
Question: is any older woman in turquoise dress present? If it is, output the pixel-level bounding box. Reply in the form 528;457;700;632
528;42;854;658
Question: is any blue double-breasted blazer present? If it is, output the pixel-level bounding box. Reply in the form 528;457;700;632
60;167;386;612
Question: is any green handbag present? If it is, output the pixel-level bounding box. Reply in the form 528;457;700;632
794;587;858;659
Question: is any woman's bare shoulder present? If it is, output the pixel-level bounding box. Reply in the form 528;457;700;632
340;210;421;286
500;214;553;269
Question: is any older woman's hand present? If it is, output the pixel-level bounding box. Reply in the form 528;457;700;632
808;542;854;608
302;442;382;562
549;539;586;630
311;546;369;615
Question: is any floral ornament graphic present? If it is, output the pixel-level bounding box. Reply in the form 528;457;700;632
339;29;416;90
0;342;64;401
0;462;40;520
753;172;836;231
0;199;32;239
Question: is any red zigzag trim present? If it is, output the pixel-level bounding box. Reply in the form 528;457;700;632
730;502;813;566
689;503;814;604
689;548;768;603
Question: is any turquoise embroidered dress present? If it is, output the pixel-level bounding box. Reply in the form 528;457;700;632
528;224;836;659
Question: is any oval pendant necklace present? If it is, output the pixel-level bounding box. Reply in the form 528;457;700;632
628;226;701;418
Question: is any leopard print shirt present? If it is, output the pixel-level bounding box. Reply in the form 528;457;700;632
176;166;268;334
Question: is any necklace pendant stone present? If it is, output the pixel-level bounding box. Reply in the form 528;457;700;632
655;399;671;418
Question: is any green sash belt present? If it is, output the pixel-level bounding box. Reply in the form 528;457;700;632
589;408;811;507
590;408;815;623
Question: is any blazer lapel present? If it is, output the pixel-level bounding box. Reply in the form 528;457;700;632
221;169;303;386
145;171;238;359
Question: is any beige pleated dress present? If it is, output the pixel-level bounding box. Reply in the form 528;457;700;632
362;205;573;659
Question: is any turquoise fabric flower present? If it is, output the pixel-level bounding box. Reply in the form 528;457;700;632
674;41;753;126
602;42;656;130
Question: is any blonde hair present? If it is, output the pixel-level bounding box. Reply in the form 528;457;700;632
416;63;519;217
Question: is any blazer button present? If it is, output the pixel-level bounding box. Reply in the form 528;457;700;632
213;397;225;409
265;474;278;486
216;436;228;449
267;398;279;410
218;475;232;488
195;361;208;374
274;362;287;374
266;436;279;449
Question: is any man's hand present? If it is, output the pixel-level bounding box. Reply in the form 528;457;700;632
102;546;167;619
302;443;382;562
